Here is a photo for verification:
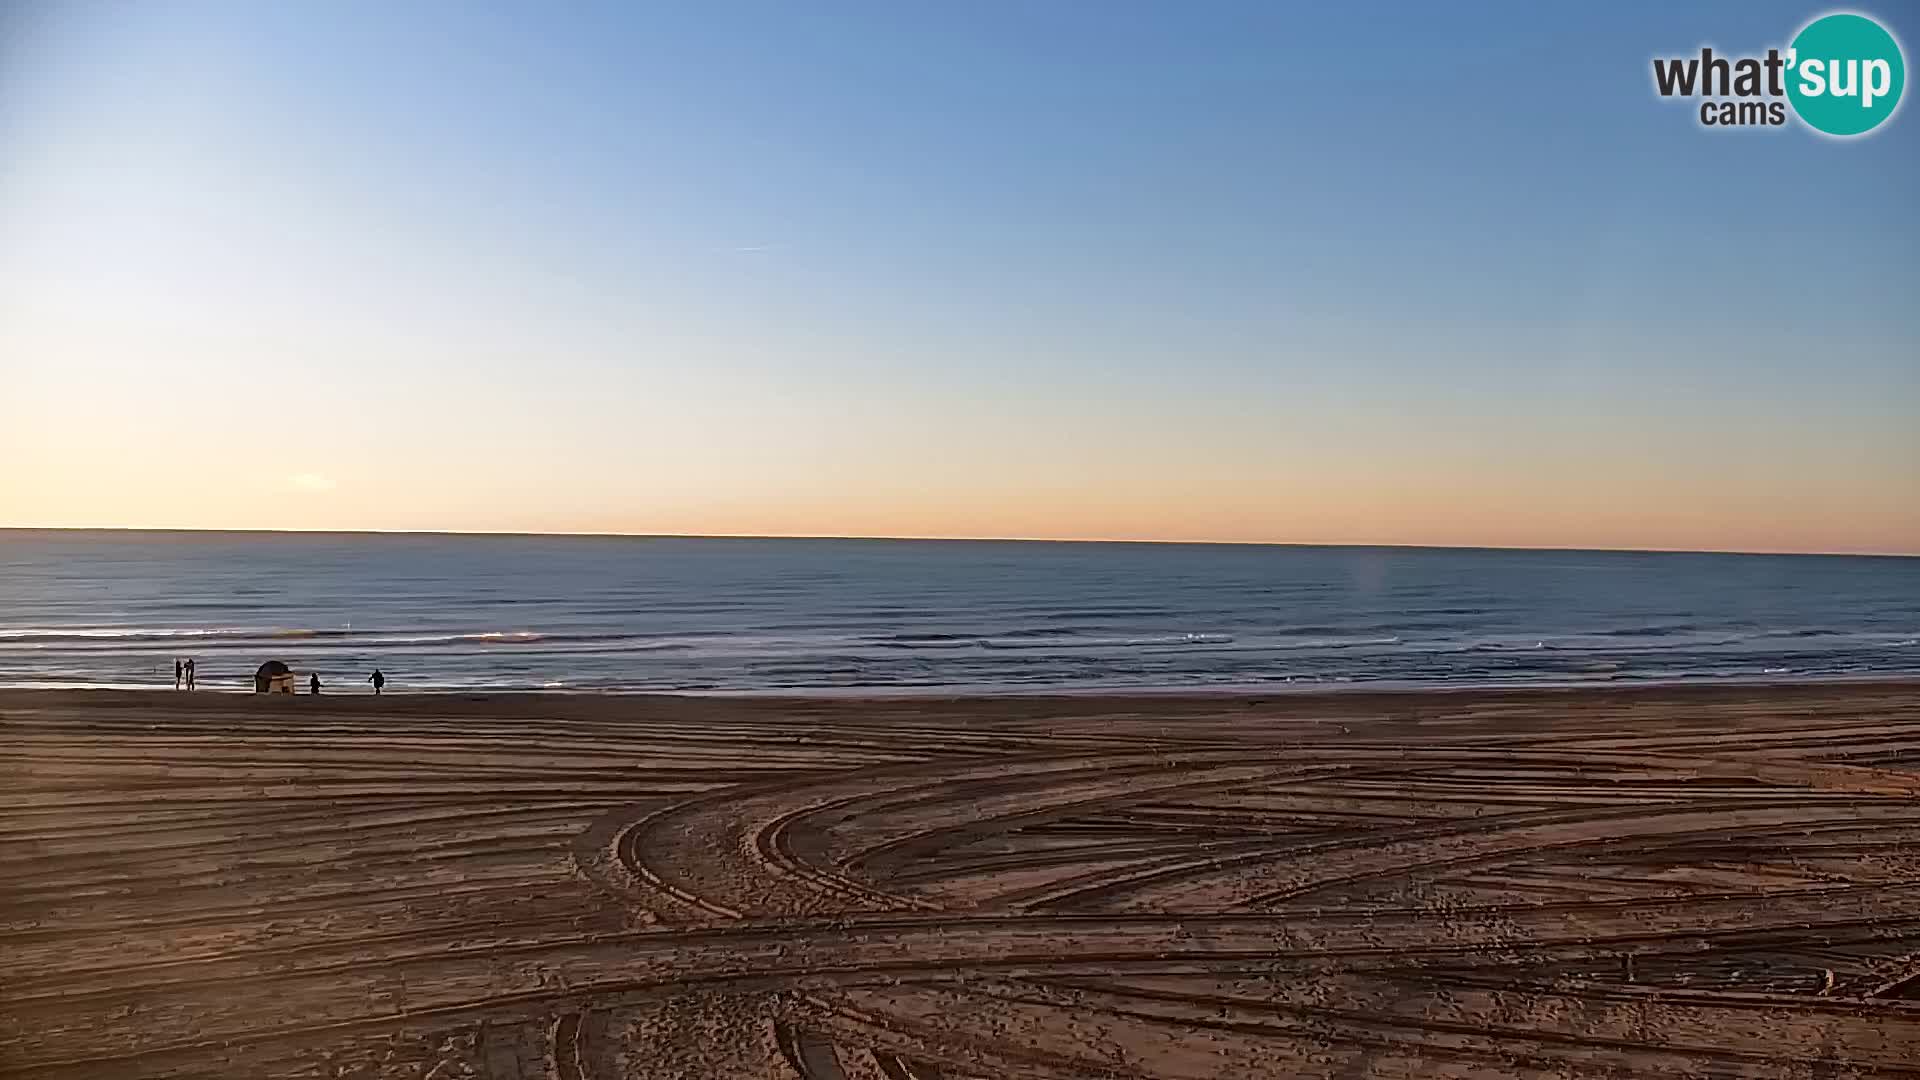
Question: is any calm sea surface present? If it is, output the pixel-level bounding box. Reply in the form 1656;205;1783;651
1;531;1916;693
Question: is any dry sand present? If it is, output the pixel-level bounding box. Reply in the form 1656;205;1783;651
4;682;1920;1078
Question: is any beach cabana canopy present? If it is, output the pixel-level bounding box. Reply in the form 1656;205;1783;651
254;660;292;693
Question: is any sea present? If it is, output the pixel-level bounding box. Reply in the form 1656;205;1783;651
1;530;1916;694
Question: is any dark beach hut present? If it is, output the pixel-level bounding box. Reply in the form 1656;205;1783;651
254;660;294;694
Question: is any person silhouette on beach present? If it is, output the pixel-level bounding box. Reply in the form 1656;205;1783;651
174;659;183;690
369;668;385;695
185;658;196;690
309;672;321;695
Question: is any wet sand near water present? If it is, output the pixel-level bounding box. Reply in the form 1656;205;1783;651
4;682;1920;1078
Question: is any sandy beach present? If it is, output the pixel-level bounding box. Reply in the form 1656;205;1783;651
5;681;1920;1078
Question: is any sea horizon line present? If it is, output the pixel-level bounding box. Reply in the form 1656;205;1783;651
1;525;1914;561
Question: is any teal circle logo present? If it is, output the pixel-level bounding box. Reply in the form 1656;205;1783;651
1786;13;1906;136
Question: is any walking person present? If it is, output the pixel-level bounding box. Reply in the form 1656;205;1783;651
185;658;196;690
369;668;385;695
174;659;183;690
309;672;321;695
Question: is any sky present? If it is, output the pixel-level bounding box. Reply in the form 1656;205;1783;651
2;1;1916;554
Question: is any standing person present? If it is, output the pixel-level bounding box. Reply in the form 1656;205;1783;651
309;672;321;695
185;658;196;690
369;668;385;695
174;659;183;690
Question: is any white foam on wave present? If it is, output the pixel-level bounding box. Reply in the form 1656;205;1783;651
0;627;256;641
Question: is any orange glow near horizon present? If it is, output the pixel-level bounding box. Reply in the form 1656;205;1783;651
5;445;1917;557
3;325;1915;556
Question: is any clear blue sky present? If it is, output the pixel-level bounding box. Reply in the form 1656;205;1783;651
2;1;1915;552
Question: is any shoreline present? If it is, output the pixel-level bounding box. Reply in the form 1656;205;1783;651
5;672;1917;696
3;672;1920;730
